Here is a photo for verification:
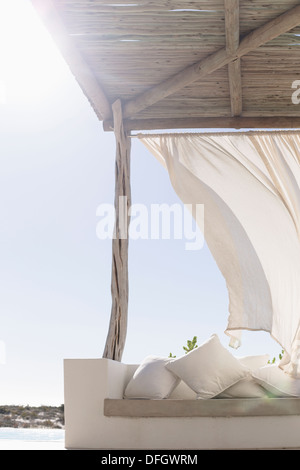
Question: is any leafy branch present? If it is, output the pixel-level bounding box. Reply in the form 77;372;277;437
169;336;198;359
183;336;198;354
268;349;284;364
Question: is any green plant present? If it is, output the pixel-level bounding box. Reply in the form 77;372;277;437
268;349;284;364
169;336;198;358
183;336;198;354
168;352;176;358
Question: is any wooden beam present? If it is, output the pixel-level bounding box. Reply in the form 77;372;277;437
228;60;242;116
237;6;300;57
103;116;300;133
225;0;239;55
31;0;112;121
103;100;131;362
123;4;300;119
225;0;242;116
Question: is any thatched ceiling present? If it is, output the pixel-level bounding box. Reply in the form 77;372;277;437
32;0;300;131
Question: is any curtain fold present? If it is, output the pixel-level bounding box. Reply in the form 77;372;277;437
139;132;300;377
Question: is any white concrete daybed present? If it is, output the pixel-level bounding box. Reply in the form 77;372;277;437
64;358;300;450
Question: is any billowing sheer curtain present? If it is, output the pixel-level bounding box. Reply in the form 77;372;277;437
139;132;300;377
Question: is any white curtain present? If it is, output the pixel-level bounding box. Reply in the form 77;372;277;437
139;132;300;377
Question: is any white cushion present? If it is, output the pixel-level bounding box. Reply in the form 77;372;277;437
237;354;270;370
124;355;180;399
168;381;197;400
169;354;269;399
165;334;250;399
217;354;270;398
216;377;267;398
252;364;300;397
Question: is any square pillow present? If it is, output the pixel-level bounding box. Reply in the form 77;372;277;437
124;355;180;399
168;355;270;399
217;354;270;398
168;380;197;400
237;354;270;370
165;334;250;399
216;377;267;398
252;364;300;397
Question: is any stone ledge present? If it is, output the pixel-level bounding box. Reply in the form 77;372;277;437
104;398;300;418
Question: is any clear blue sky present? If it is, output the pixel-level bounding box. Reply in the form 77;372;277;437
0;0;280;406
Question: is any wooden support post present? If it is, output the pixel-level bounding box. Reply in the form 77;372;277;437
103;100;131;361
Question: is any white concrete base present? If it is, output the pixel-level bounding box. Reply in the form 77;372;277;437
64;358;300;450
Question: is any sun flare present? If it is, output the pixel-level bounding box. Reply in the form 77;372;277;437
0;0;67;105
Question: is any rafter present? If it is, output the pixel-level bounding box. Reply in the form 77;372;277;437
122;4;300;120
225;0;239;55
225;0;242;116
228;60;242;116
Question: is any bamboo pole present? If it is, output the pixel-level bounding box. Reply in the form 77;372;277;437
103;100;131;361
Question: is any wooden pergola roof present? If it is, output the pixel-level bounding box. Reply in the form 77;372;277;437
33;0;300;132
